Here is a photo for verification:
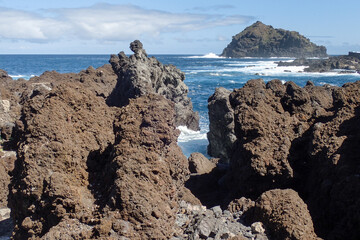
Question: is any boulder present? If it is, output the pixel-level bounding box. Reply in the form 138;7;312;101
253;189;319;240
107;40;199;131
221;21;327;58
188;152;216;174
207;87;236;163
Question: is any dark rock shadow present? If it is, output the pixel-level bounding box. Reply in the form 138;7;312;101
288;106;360;240
86;144;117;211
185;165;230;209
0;218;13;238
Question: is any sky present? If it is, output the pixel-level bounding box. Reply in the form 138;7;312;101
0;0;359;55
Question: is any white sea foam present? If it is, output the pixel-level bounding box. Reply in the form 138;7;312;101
209;73;232;77
177;126;207;142
9;74;35;80
186;53;224;59
205;60;360;77
176;126;209;158
319;82;337;86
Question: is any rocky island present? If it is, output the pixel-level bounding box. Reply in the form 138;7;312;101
1;41;359;240
221;21;327;58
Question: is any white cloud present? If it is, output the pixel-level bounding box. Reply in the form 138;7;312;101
0;8;69;41
0;4;252;42
189;5;235;12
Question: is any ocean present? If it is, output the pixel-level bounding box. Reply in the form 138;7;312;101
1;54;359;157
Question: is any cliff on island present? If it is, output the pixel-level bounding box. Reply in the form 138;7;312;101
221;21;327;58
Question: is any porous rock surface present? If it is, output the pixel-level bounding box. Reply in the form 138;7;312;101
221;21;327;58
0;64;117;141
107;40;199;131
8;77;190;239
207;87;236;163
9;82;117;239
207;79;360;239
188;152;217;174
253;189;319;240
0;161;10;208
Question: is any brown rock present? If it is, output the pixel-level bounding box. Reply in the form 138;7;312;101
105;94;189;239
208;79;360;239
227;197;255;213
188;152;216;174
8;79;189;239
254;189;319;240
9;82;117;239
0;161;10;207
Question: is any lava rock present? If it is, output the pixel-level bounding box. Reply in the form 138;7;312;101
253;189;319;240
188;152;216;174
207;87;236;163
107;40;199;131
208;78;360;239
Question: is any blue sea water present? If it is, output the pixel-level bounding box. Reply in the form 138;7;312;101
1;54;359;157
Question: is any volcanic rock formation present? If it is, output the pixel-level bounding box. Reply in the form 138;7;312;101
207;79;360;239
8;80;190;239
221;21;327;58
107;40;199;131
1;42;203;239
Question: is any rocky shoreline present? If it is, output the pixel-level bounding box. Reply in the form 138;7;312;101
1;41;359;239
277;52;360;74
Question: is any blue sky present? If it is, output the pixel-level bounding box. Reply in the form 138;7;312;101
0;0;359;54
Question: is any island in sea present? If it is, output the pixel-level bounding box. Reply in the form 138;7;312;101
221;21;328;58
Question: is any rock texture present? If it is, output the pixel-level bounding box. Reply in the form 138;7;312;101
174;201;269;240
106;94;189;239
253;189;319;240
207;87;236;163
0;65;117;141
108;40;199;131
221;21;327;58
8;75;191;239
188;152;216;174
0;161;10;208
207;79;360;239
9;82;117;239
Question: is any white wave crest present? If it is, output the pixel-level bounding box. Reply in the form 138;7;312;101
9;74;35;80
186;53;224;59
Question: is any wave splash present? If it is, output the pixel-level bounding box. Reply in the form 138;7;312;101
176;126;209;158
186;53;224;59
